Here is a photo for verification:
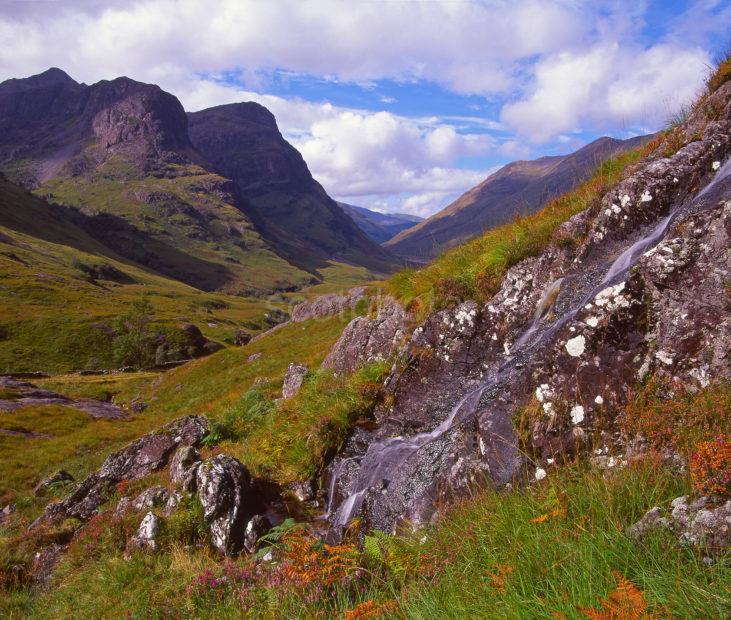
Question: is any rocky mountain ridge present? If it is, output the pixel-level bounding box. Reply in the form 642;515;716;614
387;134;652;261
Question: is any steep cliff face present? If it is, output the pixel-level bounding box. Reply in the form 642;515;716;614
386;135;651;261
325;83;731;539
188;103;399;273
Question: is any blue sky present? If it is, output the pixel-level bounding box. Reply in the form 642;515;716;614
0;0;729;216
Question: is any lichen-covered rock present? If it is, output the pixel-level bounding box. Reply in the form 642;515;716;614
322;297;407;375
196;455;252;555
169;445;201;493
131;486;169;511
281;363;308;399
291;287;365;323
163;490;184;515
629;496;731;554
33;470;75;497
41;416;208;525
243;514;270;554
125;512;160;556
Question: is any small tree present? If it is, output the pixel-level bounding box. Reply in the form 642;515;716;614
112;298;156;368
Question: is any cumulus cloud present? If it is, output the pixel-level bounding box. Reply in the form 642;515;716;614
501;42;710;142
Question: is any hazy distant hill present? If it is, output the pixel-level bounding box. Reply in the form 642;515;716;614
338;202;422;244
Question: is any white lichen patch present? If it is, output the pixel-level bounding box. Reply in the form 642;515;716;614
621;194;631;207
594;395;604;405
570;405;585;424
640;190;653;202
542;402;554;414
565;335;586;357
535;468;547;481
594;281;630;311
712;160;721;171
585;316;599;328
655;350;674;366
611;204;622;214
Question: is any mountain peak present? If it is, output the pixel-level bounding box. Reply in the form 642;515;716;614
0;67;78;93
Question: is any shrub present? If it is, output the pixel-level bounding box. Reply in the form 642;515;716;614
691;436;731;498
112;298;157;368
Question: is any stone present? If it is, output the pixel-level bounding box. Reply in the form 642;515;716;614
163;490;184;515
247;352;262;363
131;486;169;511
40;416;208;525
282;363;308;399
243;515;271;554
33;470;75;497
126;512;160;556
290;288;365;323
170;445;201;493
322;297;407;374
196;455;253;555
0;503;16;524
32;544;67;588
288;480;314;503
234;329;251;346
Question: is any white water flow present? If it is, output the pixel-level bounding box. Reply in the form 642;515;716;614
329;157;731;530
514;277;564;349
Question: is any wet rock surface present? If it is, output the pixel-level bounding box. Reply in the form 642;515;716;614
196;454;254;555
281;363;308;399
325;83;731;540
322;297;407;375
41;416;208;524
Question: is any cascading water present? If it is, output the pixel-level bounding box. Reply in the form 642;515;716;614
328;156;731;532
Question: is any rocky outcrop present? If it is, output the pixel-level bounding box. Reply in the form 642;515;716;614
629;496;730;555
282;363;308;399
325;82;731;539
41;416;208;524
33;470;74;497
170;445;201;493
125;512;161;556
291;288;365;323
196;455;253;556
322;297;407;375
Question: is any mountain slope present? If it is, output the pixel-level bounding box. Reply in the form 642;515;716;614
187;103;399;274
386;135;651;261
338;202;422;243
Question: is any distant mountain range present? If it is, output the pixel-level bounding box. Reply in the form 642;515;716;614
337;203;422;244
385;134;652;261
0;68;398;295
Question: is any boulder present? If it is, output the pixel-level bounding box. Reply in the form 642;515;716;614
41;416;208;525
131;486;169;511
33;470;75;497
290;287;365;323
169;445;201;493
244;514;271;554
322;297;407;375
125;512;160;556
163;490;184;515
234;329;252;346
196;455;253;555
281;363;307;399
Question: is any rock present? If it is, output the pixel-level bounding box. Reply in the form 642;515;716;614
196;455;253;555
322;296;407;375
290;287;365;323
131;486;169;511
247;352;262;363
40;416;208;524
130;398;147;413
287;480;314;503
243;514;270;554
33;470;75;497
264;308;289;327
125;512;160;556
282;363;308;399
163;490;184;515
234;329;251;346
0;503;16;524
114;496;132;518
170;445;201;493
629;496;731;554
32;544;67;588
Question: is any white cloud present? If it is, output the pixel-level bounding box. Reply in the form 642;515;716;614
501;42;710;142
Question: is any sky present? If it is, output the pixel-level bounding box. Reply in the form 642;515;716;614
0;1;729;217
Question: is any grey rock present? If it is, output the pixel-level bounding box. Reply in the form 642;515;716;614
282;363;308;399
196;455;252;555
247;352;262;363
32;544;67;588
243;514;270;554
41;416;208;524
322;297;407;375
288;480;314;502
291;287;365;323
163;490;184;515
170;445;201;493
33;470;75;497
131;486;169;511
125;512;160;556
0;503;16;524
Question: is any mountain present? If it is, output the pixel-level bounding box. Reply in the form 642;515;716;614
385;134;652;261
337;202;423;244
0;69;397;296
187;103;398;274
